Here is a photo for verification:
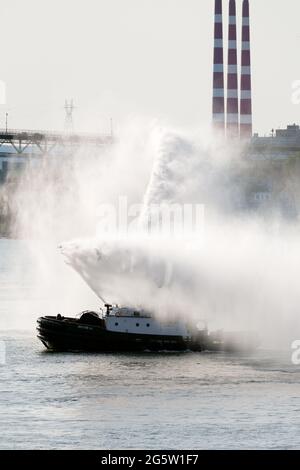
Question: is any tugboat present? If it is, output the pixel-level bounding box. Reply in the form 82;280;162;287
37;304;259;353
37;304;197;352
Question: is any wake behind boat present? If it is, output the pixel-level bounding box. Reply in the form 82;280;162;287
37;304;259;353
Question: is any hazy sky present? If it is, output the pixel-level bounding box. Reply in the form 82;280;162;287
0;0;299;135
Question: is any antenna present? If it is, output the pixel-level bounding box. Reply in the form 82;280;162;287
64;99;75;133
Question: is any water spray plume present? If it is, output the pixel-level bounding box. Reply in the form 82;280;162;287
3;119;299;348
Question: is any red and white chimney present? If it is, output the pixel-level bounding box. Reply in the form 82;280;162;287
226;0;239;137
240;0;252;138
212;0;225;134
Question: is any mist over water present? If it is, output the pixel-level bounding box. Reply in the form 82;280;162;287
3;120;300;347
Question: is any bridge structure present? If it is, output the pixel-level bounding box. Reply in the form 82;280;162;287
0;128;114;158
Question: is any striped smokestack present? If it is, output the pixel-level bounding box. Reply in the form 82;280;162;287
212;0;225;134
226;0;239;137
240;0;252;139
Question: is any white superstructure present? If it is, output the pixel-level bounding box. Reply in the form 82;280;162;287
104;306;191;338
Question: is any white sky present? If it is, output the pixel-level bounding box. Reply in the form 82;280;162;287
0;0;299;135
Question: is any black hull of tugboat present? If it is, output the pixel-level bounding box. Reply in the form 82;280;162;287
37;316;189;352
